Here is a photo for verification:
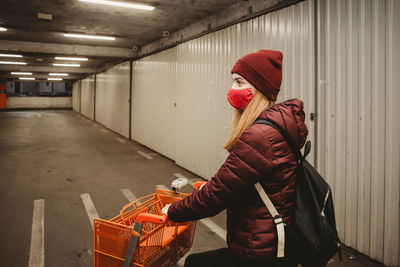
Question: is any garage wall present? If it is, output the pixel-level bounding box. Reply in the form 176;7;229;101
128;0;315;179
95;61;130;138
174;0;316;179
6;97;72;109
317;0;400;265
72;81;81;113
80;75;95;120
131;49;177;160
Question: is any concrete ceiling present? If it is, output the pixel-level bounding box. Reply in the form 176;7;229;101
0;0;300;82
0;0;244;82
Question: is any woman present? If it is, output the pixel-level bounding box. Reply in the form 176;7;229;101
163;50;308;266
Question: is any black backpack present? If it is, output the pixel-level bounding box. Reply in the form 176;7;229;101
253;118;342;267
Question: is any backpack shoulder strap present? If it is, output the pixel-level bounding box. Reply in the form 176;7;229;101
252;118;306;259
254;182;285;258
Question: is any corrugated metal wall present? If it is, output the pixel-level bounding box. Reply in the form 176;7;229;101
80;75;95;120
72;81;80;113
174;0;315;178
131;49;177;160
95;62;130;138
128;1;315;179
317;0;400;265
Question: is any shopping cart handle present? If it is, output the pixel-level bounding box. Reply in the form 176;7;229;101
136;213;168;224
193;181;207;190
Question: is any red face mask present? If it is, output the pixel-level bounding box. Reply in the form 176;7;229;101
227;88;254;110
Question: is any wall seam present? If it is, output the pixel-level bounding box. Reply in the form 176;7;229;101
382;0;387;261
313;0;318;168
94;74;96;121
129;61;133;140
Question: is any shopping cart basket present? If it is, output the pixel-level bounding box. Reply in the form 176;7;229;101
93;188;197;267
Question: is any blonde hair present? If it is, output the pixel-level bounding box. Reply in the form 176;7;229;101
223;90;275;152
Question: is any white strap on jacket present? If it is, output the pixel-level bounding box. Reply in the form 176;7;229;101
254;182;285;258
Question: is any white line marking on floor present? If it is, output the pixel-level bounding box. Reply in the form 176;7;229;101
200;218;226;241
28;199;45;267
80;193;100;230
115;137;126;144
101;129;108;133
157;184;226;241
137;150;154;160
121;189;138;203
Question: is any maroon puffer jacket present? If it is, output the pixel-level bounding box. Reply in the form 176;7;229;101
168;99;308;261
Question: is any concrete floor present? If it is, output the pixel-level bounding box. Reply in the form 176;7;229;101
0;110;381;267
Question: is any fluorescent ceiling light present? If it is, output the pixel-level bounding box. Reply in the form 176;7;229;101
37;13;53;20
0;61;27;65
11;72;32;75
55;57;88;61
48;78;63;81
49;73;69;76
0;27;7;32
53;63;80;67
78;0;154;10
19;77;35;80
0;54;23;58
64;33;115;40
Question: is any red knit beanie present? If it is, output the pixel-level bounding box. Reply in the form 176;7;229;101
231;50;283;101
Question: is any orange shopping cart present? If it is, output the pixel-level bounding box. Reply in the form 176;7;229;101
93;180;206;267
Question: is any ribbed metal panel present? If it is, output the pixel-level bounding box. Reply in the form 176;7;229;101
131;49;177;160
72;81;81;113
80;75;95;120
317;0;400;265
175;32;231;178
128;1;315;178
174;0;315;179
95;61;130;138
385;2;400;265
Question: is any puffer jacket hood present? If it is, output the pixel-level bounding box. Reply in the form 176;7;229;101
168;99;308;261
258;98;308;149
